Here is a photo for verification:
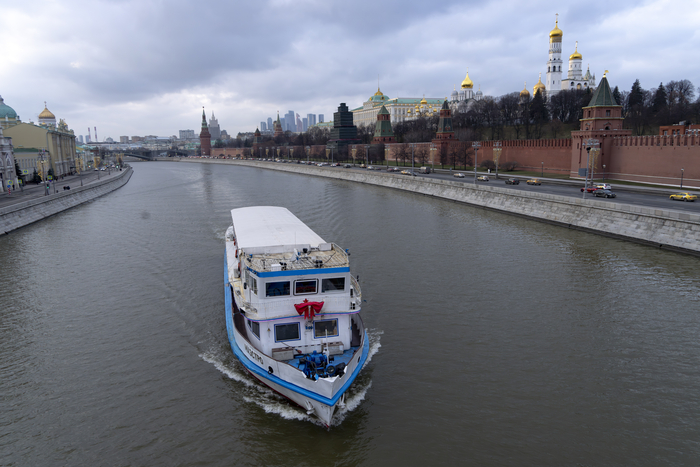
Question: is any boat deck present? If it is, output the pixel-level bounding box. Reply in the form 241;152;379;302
284;346;360;371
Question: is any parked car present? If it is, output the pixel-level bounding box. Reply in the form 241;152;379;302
526;179;541;185
477;175;489;181
505;178;520;185
594;189;617;198
669;192;698;201
453;172;465;178
580;185;597;192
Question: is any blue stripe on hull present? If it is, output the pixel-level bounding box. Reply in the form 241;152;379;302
224;250;369;407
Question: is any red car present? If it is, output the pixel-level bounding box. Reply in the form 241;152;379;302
580;186;598;193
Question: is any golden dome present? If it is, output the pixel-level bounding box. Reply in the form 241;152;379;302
420;95;427;105
533;74;546;94
549;17;563;43
520;82;530;97
569;42;582;60
461;70;474;89
39;102;55;119
374;87;384;97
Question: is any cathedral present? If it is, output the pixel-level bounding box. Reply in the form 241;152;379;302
449;69;483;113
543;15;595;96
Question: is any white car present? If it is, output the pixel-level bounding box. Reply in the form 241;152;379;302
453;172;465;178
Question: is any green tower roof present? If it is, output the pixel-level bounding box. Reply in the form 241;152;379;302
587;74;618;107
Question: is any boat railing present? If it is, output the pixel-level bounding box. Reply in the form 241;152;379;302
350;276;362;310
249;294;358;317
244;243;349;273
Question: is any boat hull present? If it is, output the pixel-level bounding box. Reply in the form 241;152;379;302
224;258;369;426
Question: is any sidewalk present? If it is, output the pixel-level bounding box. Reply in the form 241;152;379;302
0;169;123;210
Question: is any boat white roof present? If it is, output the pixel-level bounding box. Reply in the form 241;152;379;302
231;206;325;250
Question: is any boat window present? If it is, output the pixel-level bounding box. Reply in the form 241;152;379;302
266;281;290;297
275;323;300;342
247;275;257;295
314;319;338;338
322;277;345;292
294;279;317;295
247;319;260;339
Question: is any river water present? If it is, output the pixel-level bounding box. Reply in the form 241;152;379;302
1;161;699;466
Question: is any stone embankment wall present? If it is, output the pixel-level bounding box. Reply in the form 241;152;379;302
170;159;700;255
0;167;133;235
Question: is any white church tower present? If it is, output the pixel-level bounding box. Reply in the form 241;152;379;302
545;15;563;96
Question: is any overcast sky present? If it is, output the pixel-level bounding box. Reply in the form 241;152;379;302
2;0;699;141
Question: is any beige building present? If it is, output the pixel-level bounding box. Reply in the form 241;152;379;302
5;120;77;179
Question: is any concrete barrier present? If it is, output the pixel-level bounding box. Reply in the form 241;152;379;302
172;159;700;255
0;167;133;235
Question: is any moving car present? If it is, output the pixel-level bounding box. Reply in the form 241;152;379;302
527;179;541;185
477;175;489;181
453;172;465;178
594;189;617;198
580;185;597;192
669;192;698;201
505;178;520;185
419;167;431;174
596;183;612;190
401;170;417;176
387;167;399;172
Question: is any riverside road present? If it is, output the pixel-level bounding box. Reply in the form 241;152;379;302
0;168;122;210
303;163;700;213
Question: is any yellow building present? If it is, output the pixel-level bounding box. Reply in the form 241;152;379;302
5;120;77;179
352;88;446;127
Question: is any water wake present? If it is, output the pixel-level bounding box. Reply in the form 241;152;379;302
201;328;382;426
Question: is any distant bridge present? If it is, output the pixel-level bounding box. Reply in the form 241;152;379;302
123;149;194;160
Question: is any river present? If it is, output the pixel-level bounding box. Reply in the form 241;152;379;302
1;161;699;466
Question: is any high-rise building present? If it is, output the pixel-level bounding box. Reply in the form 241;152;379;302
260;122;267;132
280;118;286;130
208;112;221;140
285;111;295;131
319;114;324;123
307;114;316;127
78;135;84;143
120;136;129;143
302;117;308;132
267;117;273;130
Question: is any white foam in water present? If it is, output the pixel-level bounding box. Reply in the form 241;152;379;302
202;328;382;427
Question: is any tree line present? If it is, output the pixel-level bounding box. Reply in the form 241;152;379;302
223;78;698;149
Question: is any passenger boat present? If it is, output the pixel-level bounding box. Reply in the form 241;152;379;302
224;206;368;426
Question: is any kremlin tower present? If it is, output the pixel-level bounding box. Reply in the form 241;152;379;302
199;107;211;156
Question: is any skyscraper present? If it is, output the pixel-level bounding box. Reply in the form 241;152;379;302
319;114;324;123
285;111;295;131
302;117;308;132
260;122;267;132
267;117;273;130
307;114;316;127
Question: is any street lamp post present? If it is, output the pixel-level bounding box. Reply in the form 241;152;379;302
409;143;416;173
541;161;544;177
602;164;606;182
430;144;436;172
493;141;502;180
472;141;480;184
583;138;599;199
681;168;685;188
364;145;370;167
306;146;310;164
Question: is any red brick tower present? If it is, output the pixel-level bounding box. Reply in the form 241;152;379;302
432;100;455;156
200;107;211;156
570;73;631;177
